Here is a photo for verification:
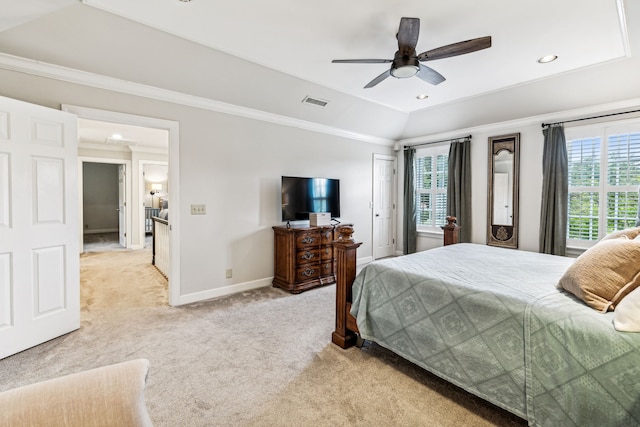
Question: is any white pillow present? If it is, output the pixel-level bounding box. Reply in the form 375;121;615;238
613;285;640;332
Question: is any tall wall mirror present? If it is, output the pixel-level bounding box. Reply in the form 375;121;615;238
487;133;520;248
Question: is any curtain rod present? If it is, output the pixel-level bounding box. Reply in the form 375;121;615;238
541;108;640;128
403;134;472;150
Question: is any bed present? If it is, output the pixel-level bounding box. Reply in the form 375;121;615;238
332;237;640;427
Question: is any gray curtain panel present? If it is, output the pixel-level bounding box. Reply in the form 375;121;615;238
636;186;640;226
447;139;472;243
539;125;568;255
403;148;417;254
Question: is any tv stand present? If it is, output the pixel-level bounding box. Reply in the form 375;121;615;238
272;224;351;293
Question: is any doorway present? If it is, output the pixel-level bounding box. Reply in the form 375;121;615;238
141;162;169;249
81;160;129;252
63;104;181;306
372;154;397;259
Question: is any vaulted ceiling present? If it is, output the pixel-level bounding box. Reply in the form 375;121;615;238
1;0;640;141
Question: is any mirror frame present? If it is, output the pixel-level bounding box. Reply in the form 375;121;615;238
487;133;520;248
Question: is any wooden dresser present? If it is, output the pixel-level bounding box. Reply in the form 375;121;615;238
272;224;344;293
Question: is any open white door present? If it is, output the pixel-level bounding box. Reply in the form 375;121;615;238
118;164;126;247
373;155;396;259
0;95;79;359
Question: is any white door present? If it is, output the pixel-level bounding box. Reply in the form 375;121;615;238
373;155;396;259
0;96;79;359
118;164;126;247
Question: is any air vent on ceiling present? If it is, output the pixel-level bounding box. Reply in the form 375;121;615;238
302;96;329;107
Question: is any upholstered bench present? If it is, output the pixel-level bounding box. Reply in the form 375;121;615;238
0;359;153;427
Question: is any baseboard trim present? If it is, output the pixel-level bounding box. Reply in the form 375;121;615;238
174;259;374;305
84;229;118;234
174;277;273;306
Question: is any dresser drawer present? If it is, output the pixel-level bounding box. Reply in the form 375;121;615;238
296;230;321;248
296;248;319;264
295;264;320;282
320;261;333;277
320;245;333;261
320;228;334;244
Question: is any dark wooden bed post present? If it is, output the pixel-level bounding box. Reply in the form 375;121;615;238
441;216;460;246
332;225;362;349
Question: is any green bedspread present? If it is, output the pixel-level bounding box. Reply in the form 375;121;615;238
350;243;640;426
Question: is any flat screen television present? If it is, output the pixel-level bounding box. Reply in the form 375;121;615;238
281;176;340;221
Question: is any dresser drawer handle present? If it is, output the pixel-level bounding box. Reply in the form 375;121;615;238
302;267;316;277
301;252;315;260
301;236;315;244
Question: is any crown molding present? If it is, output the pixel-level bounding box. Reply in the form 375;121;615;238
399;97;640;146
0;52;394;146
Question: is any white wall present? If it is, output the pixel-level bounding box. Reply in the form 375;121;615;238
0;69;392;301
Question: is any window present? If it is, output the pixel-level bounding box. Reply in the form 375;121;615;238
414;145;448;231
566;119;640;248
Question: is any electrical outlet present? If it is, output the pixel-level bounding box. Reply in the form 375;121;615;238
190;204;206;215
225;269;232;279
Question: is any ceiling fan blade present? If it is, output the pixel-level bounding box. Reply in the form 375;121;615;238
331;59;393;64
416;65;446;85
364;69;391;88
397;17;420;54
418;36;492;61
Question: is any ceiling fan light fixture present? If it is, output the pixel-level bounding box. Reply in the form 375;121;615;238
391;55;420;78
537;55;558;64
391;64;419;78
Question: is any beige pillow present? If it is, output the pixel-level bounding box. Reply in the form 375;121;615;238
614;286;640;332
601;226;640;241
558;238;640;312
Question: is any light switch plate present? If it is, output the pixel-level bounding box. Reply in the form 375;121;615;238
191;204;206;215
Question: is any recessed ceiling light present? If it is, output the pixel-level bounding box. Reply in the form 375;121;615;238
416;94;429;100
111;133;123;140
537;55;558;64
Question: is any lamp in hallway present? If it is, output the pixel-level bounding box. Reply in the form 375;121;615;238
150;183;162;195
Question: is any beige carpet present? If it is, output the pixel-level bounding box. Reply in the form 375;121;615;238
0;249;526;426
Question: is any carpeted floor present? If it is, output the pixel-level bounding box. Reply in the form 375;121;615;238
83;232;152;252
0;249;527;426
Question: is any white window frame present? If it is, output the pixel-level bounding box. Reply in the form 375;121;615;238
414;144;449;233
566;118;640;249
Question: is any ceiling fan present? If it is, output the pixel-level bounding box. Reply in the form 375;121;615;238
332;17;491;88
